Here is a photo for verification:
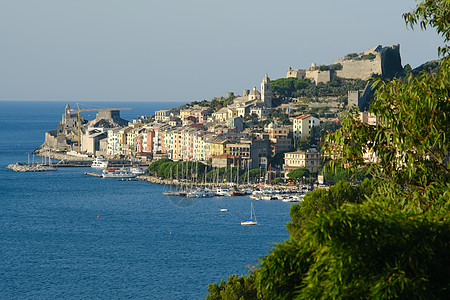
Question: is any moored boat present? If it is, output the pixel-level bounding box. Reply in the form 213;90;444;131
102;167;137;179
91;156;108;169
241;202;258;226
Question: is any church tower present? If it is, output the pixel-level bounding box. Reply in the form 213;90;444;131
261;74;272;108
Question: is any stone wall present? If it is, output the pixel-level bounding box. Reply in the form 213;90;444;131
306;70;332;84
288;45;402;82
335;44;401;80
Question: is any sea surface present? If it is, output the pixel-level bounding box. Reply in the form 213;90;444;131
0;101;292;299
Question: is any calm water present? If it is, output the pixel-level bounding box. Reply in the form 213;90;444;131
0;101;292;299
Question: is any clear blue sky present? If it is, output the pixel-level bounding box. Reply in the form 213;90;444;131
0;0;443;102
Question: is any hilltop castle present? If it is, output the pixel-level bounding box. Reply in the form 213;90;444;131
287;44;403;84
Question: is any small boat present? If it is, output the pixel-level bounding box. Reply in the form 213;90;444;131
220;209;228;212
241;202;258;226
230;188;245;196
214;187;231;197
185;189;214;198
129;166;146;175
261;194;275;201
91;156;108;169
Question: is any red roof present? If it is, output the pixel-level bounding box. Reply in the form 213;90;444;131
293;114;312;120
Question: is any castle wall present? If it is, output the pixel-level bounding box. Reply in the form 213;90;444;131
304;70;331;85
286;68;306;79
335;56;382;80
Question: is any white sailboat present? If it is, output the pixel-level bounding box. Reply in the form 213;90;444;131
241;202;258;226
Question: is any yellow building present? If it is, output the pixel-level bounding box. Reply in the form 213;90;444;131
283;149;321;173
208;138;228;157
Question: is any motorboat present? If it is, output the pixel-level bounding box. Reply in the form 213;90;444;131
230;188;245;196
129;166;147;175
91;156;108;169
214;187;231;197
186;189;214;198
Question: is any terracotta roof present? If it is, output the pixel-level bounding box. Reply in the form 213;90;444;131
293;114;312;120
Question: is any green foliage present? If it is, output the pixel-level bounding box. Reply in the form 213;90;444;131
317;63;342;71
287;179;374;239
256;239;312;300
286;168;310;180
271;78;311;99
296;206;450;299
345;52;359;59
323;164;368;184
268;152;286;169
403;0;450;57
148;159;209;181
207;274;257;300
411;60;440;76
293;78;367;98
148;158;172;173
241;168;266;183
295;137;311;151
273;177;284;185
325;58;450;212
330;63;343;70
266;109;291;125
362;53;376;60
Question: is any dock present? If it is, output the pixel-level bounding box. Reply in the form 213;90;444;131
83;172;102;178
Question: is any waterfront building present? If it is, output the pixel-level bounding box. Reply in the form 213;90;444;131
226;138;270;169
152;124;170;155
137;129;155;155
283;148;321;173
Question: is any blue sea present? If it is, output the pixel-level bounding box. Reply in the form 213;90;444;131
0;101;292;299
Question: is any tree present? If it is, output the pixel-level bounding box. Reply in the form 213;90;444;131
295;137;310;151
241;168;266;183
207;274;257;300
287;179;374;240
286;168;309;180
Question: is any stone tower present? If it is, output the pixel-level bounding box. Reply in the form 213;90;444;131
261;74;272;108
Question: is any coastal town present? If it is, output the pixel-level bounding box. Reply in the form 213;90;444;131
12;45;401;186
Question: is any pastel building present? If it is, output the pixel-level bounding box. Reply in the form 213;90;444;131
293;115;320;141
283;149;321;173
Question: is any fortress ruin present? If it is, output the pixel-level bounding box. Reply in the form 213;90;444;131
287;44;403;84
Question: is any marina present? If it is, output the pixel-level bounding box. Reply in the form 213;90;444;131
0;101;293;299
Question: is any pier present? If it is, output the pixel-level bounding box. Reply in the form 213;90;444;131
83;172;102;178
